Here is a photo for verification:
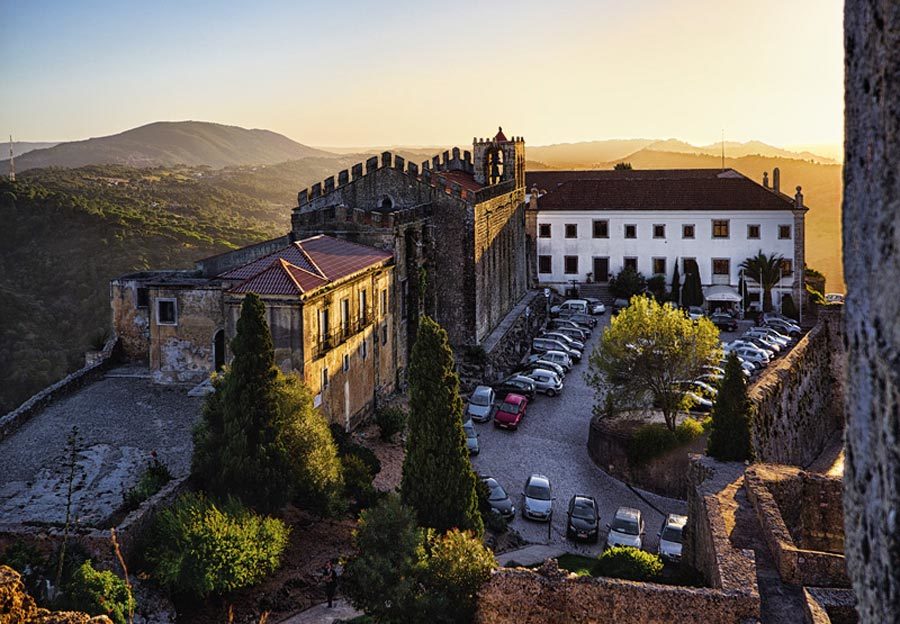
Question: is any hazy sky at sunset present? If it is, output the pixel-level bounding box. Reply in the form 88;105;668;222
1;0;843;148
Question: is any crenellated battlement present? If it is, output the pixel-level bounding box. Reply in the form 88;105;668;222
293;201;433;231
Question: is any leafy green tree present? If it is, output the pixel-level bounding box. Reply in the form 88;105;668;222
64;561;136;624
587;296;721;432
593;547;663;581
148;492;289;598
192;293;343;513
739;251;785;312
608;268;647;300
706;353;754;461
670;261;681;305
401;316;483;535
342;495;425;623
680;258;704;307
420;529;497;623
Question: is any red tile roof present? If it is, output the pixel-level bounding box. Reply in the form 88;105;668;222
532;169;804;212
435;169;484;192
526;169;737;192
494;127;508;142
224;235;392;296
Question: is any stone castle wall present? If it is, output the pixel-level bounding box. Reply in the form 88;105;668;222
749;307;845;466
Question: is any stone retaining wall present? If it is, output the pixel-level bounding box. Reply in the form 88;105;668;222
749;308;844;466
476;560;759;624
0;337;120;443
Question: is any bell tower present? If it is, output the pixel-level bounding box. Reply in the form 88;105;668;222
473;127;525;189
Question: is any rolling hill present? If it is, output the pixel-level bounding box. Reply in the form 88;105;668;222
1;121;335;171
4;141;60;159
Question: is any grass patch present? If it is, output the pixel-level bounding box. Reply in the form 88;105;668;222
555;553;597;577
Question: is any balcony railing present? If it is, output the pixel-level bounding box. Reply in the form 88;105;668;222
315;307;376;358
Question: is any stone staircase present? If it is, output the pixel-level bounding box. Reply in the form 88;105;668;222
576;283;614;304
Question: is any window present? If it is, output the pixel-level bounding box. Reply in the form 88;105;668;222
359;338;368;360
624;224;637;239
780;259;793;274
319;308;330;341
380;289;388;315
564;256;579;274
539;223;551;238
682;257;697;273
157;299;177;325
779;224;792;240
682;224;695;239
340;298;350;333
624;257;638;272
593;220;609;238
652;257;666;275
712;258;730;275
359;289;368;323
382;324;388;345
538;255;552;274
712;219;730;238
565;223;578;238
747;224;761;239
342;354;350;372
136;287;149;308
653;224;666;239
322;367;329;391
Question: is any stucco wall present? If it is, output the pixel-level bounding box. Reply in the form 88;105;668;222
149;286;224;384
749;308;845;466
110;279;150;360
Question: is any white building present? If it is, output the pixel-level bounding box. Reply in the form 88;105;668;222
526;168;807;312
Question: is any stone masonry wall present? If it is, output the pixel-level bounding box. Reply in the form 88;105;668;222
476;560;759;624
749;308;845;466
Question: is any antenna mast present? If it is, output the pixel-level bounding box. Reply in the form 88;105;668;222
8;135;14;183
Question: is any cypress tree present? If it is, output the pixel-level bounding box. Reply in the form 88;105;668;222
706;352;754;461
681;258;705;308
670;261;681;305
401;316;483;535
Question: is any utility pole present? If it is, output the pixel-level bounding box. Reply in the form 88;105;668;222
8;135;14;183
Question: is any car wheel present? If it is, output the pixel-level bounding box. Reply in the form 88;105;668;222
547;389;557;397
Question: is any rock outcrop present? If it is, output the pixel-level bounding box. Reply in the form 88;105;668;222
0;565;113;624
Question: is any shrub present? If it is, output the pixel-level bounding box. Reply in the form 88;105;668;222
627;423;678;465
675;417;705;444
375;405;407;441
343;453;379;510
148;492;289;598
419;529;497;623
64;560;135;624
123;454;172;511
593;546;663;581
609;268;647;300
806;283;826;305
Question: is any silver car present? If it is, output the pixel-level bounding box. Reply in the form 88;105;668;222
522;474;553;522
606;506;644;549
539;349;573;371
542;331;585;353
466;385;495;423
463;418;479;455
524;369;563;397
657;514;687;563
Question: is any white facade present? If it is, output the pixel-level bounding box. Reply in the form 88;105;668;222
535;209;802;308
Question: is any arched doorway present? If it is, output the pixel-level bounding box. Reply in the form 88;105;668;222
213;329;225;371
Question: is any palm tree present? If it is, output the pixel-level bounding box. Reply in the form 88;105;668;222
740;251;784;312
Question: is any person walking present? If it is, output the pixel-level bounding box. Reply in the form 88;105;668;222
322;560;338;608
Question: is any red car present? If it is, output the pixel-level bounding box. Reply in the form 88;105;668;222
494;393;528;430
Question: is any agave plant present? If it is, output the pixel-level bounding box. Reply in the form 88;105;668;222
739;251;785;312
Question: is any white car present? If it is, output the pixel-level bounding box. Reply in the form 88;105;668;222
606;507;644;550
726;340;775;359
524;356;567;379
541;331;585;356
824;293;844;304
524;369;564;397
727;346;769;367
687;306;705;321
522;474;554;522
466;385;495;423
551;299;589;316
746;328;790;346
583;297;607;315
743;333;784;353
658;514;687;563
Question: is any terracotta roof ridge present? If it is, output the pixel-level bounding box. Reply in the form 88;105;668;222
292;239;328;279
282;257;329;284
276;258;306;294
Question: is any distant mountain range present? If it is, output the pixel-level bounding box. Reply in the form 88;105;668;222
1;121;334;171
4;141;60;159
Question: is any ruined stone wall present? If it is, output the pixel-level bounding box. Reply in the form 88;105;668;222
749;308;845;466
149;286;224;384
110;278;151;360
842;3;900;621
476;561;759;624
483;292;548;378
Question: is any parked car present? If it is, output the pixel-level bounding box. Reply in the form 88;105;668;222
687;306;705;321
492;375;536;401
611;298;630;315
551;325;590;343
567;313;597;329
523;369;564;397
745;328;790;347
522;356;567;380
533;349;573;371
566;495;600;543
550;318;592;337
522;474;554;522
494;393;528;430
606;506;645;549
481;476;515;520
824;293;844;304
718;357;755;377
685;391;714;413
583;297;607;315
697;372;724;386
657;514;687;563
541;331;585;357
463;418;479;455
532;337;579;362
726;340;775;358
551;299;590;317
765;319;801;337
742;333;783;353
725;346;769;367
678;379;718;397
762;312;798;327
466;385;495;423
710;312;737;332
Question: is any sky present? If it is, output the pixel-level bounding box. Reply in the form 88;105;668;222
1;0;844;148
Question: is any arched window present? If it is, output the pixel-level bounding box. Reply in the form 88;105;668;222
380;196;394;211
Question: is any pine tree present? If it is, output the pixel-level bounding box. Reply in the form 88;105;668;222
706;352;754;461
401;316;483;535
192;293;343;513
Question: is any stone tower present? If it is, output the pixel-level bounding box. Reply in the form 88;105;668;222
473;127;525;189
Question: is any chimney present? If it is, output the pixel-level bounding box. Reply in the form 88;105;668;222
794;186;804;208
763;171;769;188
773;167;781;193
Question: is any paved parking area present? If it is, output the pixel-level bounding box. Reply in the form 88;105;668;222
470;314;687;557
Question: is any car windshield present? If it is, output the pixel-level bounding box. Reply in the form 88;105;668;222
501;401;521;414
470;392;491;406
572;500;595;520
489;484;507;501
661;525;683;543
463;423;476;437
526;482;551;500
611;516;640;535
